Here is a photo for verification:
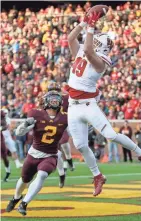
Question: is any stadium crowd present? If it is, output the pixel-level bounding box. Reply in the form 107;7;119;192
1;1;141;119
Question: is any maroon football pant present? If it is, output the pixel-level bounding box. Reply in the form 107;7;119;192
22;154;57;183
1;133;9;167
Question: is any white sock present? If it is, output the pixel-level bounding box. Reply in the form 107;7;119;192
23;171;48;203
63;161;68;169
14;159;21;166
61;143;72;159
57;150;65;176
114;133;141;156
79;146;100;177
5;165;10;173
14;178;27;199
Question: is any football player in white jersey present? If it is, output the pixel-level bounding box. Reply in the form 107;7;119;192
67;8;141;196
2;109;23;169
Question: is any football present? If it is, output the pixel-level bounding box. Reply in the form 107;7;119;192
88;5;109;18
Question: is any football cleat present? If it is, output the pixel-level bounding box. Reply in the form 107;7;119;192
59;174;66;188
17;201;27;216
93;174;106;196
3;172;11;182
6;196;23;212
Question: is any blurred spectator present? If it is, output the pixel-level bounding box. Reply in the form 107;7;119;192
94;132;107;160
108;123;120;162
122;103;135;119
120;120;133;162
15;134;26;160
88;125;96;153
135;124;141;148
1;1;141;119
21;98;36;117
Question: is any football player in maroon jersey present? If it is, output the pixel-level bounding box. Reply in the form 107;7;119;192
48;82;75;172
6;91;68;216
29;89;66;188
1;110;11;182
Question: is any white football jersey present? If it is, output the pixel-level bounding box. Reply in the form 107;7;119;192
68;44;112;93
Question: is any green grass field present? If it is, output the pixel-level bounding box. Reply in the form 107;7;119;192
1;160;141;221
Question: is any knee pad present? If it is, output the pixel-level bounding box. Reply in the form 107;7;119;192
101;124;117;141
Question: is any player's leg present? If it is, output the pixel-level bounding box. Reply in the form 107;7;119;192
108;141;113;162
128;149;133;162
62;150;68;172
6;154;37;212
113;142;119;163
2;156;11;182
18;156;57;215
87;102;141;159
57;150;66;188
1;135;11;182
68;104;105;196
16;140;25;160
3;131;23;168
61;142;74;171
59;130;74;172
122;147;127;162
1;150;11;182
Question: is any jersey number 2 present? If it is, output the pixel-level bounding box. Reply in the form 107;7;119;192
72;57;87;77
41;126;57;144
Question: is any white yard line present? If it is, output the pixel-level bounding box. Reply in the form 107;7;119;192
1;173;141;182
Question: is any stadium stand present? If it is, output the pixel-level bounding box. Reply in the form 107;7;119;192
1;1;141;120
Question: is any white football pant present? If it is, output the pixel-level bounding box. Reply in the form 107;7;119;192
68;98;118;149
2;129;17;153
68;97;141;157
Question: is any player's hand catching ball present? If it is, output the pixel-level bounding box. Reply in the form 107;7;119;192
87;11;101;27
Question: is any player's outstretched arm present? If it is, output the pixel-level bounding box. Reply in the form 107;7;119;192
84;12;106;73
16;118;36;136
68;12;89;57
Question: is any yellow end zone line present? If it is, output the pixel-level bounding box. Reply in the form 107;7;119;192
1;201;141;218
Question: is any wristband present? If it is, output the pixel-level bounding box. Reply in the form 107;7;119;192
87;27;95;34
79;21;87;28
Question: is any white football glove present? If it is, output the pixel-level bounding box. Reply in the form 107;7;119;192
24;117;36;126
16;118;36;136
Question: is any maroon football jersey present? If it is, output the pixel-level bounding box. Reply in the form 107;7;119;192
26;130;33;145
1;110;7;130
61;94;69;112
59;130;69;145
1;133;8;159
27;109;68;154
